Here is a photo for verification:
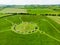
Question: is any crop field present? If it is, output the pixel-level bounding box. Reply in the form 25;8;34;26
0;5;60;45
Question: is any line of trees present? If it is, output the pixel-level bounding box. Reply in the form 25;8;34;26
6;13;36;15
6;13;60;16
40;14;60;16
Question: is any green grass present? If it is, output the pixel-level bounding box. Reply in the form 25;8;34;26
0;6;60;45
27;9;60;15
0;8;60;15
0;14;60;45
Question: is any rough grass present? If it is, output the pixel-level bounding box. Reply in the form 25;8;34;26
0;8;27;13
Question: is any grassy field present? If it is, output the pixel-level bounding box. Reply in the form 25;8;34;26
27;9;59;14
0;5;60;45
